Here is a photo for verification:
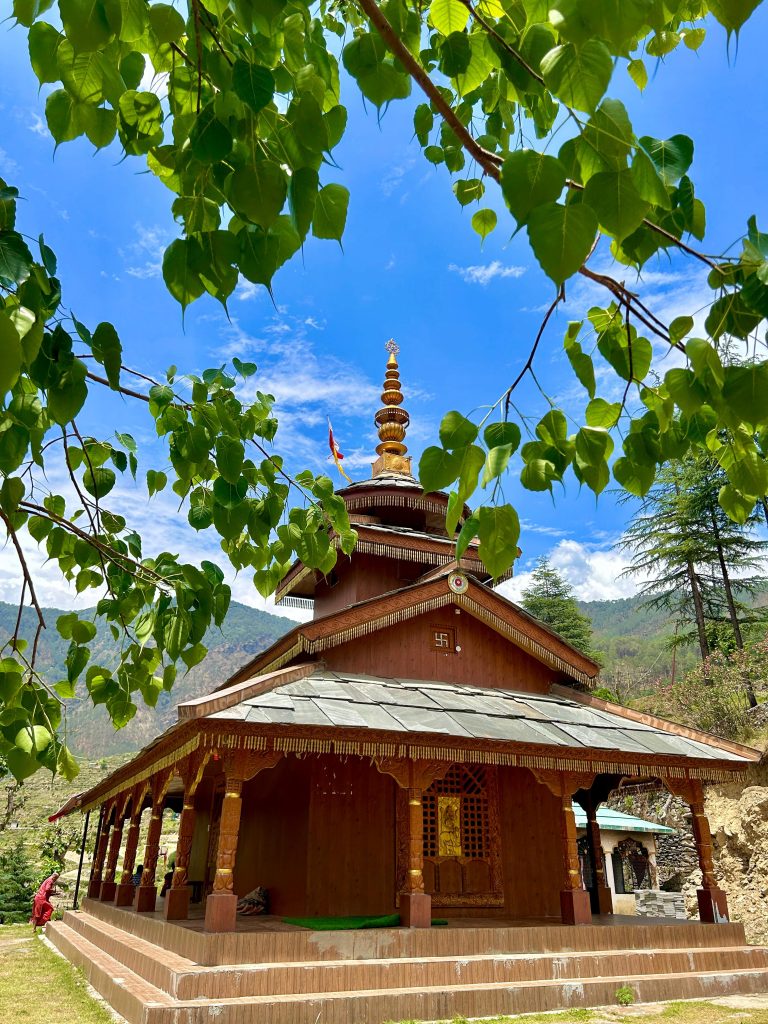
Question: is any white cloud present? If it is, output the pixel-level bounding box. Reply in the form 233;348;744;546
381;160;414;197
0;148;19;178
234;279;262;302
499;538;650;603
449;261;527;286
122;224;169;279
28;114;49;139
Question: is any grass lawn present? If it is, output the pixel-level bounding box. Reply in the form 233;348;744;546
0;925;113;1024
1;924;767;1024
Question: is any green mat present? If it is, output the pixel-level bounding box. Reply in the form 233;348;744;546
282;914;449;930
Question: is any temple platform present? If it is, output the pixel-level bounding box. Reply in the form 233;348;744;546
46;898;768;1024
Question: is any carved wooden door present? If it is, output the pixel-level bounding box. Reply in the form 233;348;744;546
398;764;504;908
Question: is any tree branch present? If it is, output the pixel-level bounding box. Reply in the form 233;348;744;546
504;286;565;415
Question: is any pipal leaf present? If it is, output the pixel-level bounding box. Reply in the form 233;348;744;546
540;40;612;114
500;150;566;227
232;60;275;114
526;202;598;286
312;184;349;242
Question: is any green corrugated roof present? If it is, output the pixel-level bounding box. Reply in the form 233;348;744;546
573;804;675;834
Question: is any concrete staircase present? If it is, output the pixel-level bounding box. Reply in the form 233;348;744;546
47;904;768;1024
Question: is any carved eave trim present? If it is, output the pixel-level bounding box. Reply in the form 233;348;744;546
177;662;321;720
233;575;600;690
549;683;763;762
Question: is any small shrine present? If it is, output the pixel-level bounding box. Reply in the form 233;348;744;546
46;344;767;1023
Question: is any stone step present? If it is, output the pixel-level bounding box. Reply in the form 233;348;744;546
58;911;768;1004
45;920;768;1024
80;897;752;965
46;921;175;1024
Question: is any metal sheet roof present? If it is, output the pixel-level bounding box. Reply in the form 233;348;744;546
572;805;676;835
207;670;745;762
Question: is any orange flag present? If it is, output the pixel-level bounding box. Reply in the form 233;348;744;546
328;419;351;482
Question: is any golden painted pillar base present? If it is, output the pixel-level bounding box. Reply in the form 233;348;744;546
204;892;237;932
164;885;191;921
114;882;136;907
697;887;729;923
134;885;158;913
400;892;432;928
560;888;592;926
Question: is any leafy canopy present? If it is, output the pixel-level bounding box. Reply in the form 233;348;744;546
2;0;768;779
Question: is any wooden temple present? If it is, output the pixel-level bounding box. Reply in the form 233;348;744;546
47;343;768;1023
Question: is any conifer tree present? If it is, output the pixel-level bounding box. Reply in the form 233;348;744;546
520;559;600;661
0;841;36;924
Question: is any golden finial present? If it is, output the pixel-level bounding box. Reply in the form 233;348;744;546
372;339;412;477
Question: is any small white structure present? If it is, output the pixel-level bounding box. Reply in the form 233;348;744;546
574;804;675;916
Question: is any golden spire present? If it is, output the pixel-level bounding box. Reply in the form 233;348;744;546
372;339;412;477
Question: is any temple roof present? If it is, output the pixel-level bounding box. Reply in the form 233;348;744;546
572;805;675;835
193;669;748;762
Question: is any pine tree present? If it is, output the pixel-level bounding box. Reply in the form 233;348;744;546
519;558;600;661
620;452;767;706
0;841;36;924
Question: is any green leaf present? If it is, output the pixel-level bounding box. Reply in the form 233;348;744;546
0;232;34;285
429;0;470;35
597;321;653;382
453;178;484;207
481;443;515;487
147;469;167;496
477;505;520;579
57;744;80;781
627;58;648;91
148;2;185;42
79;105;117;149
91;321;121;389
289;167;319;241
500;150;566;227
708;0;760;34
439;411;478;448
419;446;462;493
0;314;23;398
28;21;62;84
59;0;113;51
216;436;245;484
45;89;82;144
564;330;595;399
14;724;52;755
162;238;204;310
540;41;612;114
189;104;233;163
580;99;634;172
585;398;621;428
471;208;497;240
483;421;521;451
719;483;754;524
13;0;55;27
584;170;650;241
527;202;598;286
638;135;693;186
613;455;655;496
232;60;275;114
440;32;471;77
83;466;116;498
312;184;349;242
573;426;613;495
227;164;287;229
722;363;768;427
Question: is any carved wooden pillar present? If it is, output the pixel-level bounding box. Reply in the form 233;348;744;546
166;750;210;921
665;776;728;923
375;757;452;928
135;770;172;913
115;787;145;907
87;803;112;899
532;769;595;925
100;797;128;902
204;749;283;933
583;795;613;916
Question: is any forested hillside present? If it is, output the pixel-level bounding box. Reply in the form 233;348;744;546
0;600;293;757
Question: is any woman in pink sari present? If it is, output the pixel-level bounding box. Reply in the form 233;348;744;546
30;871;59;931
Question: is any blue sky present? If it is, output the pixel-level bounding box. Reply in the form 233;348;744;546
1;11;767;613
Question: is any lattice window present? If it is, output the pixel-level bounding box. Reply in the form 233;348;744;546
422;765;490;859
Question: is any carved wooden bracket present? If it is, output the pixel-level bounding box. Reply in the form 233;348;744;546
374;756;453;791
660;775;703;807
529;768;596;799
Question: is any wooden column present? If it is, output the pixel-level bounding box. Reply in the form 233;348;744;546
204;749;283;933
166;751;209;921
532;769;595;925
87;803;111;899
114;788;145;907
99;799;127;902
375;757;452;928
582;795;613;916
135;771;172;913
669;777;729;923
